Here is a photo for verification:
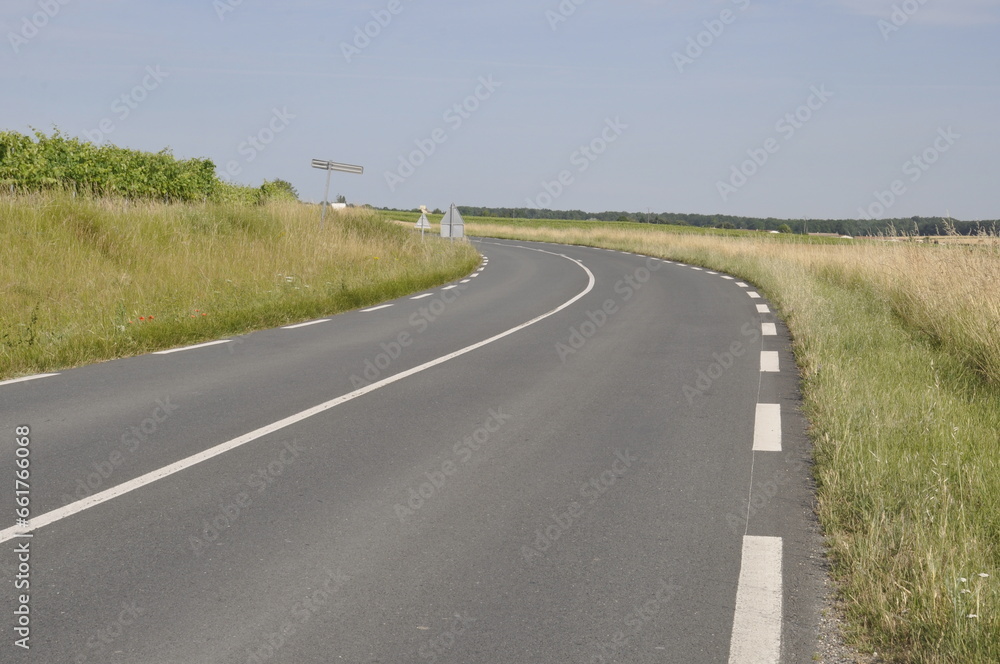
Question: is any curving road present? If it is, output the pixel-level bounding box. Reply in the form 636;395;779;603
1;238;823;663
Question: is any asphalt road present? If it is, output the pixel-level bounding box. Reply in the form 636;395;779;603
0;238;823;663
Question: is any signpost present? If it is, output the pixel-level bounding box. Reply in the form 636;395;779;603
311;159;364;227
439;203;465;240
415;212;431;238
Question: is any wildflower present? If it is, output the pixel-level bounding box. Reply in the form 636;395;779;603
968;614;979;619
978;573;990;578
139;317;145;321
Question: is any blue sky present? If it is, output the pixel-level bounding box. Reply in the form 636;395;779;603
3;0;998;219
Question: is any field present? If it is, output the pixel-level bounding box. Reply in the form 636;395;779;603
426;214;1000;663
0;194;479;380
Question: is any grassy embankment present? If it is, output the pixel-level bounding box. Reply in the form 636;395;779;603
1;194;479;380
439;215;999;663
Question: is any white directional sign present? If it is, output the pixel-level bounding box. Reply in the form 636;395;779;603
415;213;431;230
311;159;364;175
311;158;364;226
440;203;465;239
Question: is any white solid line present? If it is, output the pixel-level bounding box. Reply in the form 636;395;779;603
410;293;434;300
747;292;762;299
762;323;777;336
0;373;60;387
753;404;782;452
761;351;780;373
361;304;394;312
737;282;749;288
154;340;232;355
722;276;735;280
281;320;330;330
0;247;596;545
728;536;783;664
756;304;771;314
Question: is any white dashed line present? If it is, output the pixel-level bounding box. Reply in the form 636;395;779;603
691;267;703;271
756;304;770;314
442;285;458;290
729;536;783;664
736;282;749;288
460;279;471;284
0;247;596;546
747;292;762;299
470;273;479;278
762;323;777;336
0;373;60;387
706;271;718;275
722;276;735;280
361;304;394;312
753;404;782;452
410;294;434;300
282;320;330;330
154;340;232;355
761;351;780;373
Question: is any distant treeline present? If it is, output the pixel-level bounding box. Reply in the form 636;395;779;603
383;206;998;237
0;129;297;205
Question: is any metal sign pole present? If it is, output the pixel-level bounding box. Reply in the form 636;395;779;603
311;158;365;228
320;167;332;228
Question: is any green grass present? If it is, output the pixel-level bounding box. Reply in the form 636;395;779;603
460;218;1000;664
0;194;479;380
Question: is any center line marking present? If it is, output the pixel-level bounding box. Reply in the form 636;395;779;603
753;404;782;452
729;536;783;664
0;373;60;387
0;245;596;545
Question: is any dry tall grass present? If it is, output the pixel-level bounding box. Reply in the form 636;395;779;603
0;194;479;379
466;220;1000;663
